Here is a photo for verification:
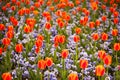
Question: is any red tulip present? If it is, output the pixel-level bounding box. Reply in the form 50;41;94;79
103;55;112;66
45;22;51;30
114;43;120;51
111;29;118;36
15;44;23;53
98;50;106;60
79;59;88;69
89;22;95;28
0;24;5;31
35;39;43;48
38;60;46;70
101;32;108;41
68;73;78;80
75;27;81;34
45;57;53;67
2;38;11;46
24;25;31;33
74;35;80;43
6;31;14;38
92;33;99;41
95;65;105;76
102;16;107;22
2;72;12;80
0;47;2;55
61;49;69;59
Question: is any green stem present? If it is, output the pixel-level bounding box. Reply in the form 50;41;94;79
40;71;42;80
116;51;118;65
75;43;78;65
107;66;108;76
82;70;84;80
98;76;101;80
54;48;57;63
62;59;65;79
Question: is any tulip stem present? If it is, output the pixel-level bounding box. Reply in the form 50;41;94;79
116;51;118;65
40;71;42;80
107;66;108;76
62;59;65;79
82;70;84;80
75;42;78;65
98;76;101;80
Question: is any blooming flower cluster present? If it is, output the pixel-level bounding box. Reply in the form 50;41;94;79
0;0;120;80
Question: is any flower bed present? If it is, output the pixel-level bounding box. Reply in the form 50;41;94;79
0;0;120;80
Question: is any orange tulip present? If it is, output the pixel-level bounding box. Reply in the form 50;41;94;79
101;5;106;10
15;44;23;53
16;1;20;7
92;33;99;41
68;2;74;8
46;16;51;22
113;18;119;24
91;1;98;10
79;59;88;69
2;38;11;46
111;29;118;36
6;31;14;38
25;0;30;5
75;27;81;34
74;35;80;43
45;22;51;30
101;32;108;41
0;47;2;55
30;6;35;11
24;25;31;33
89;22;95;28
103;55;112;66
98;50;106;60
95;20;100;26
38;59;46;70
58;21;64;28
102;16;107;22
12;0;16;4
25;8;30;15
68;73;78;80
112;4;117;8
33;10;39;16
113;11;119;17
45;57;53;67
61;49;69;59
6;3;11;8
35;39;43;48
114;43;120;51
49;6;55;11
46;0;52;6
11;6;16;11
35;47;40;53
8;25;14;31
109;7;115;13
2;72;12;80
37;35;44;41
59;35;65;44
34;2;40;8
0;24;5;31
84;10;90;16
54;35;59;47
95;65;105;76
10;16;18;26
26;18;36;28
84;16;88;24
2;6;6;11
75;0;80;5
18;9;25;16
